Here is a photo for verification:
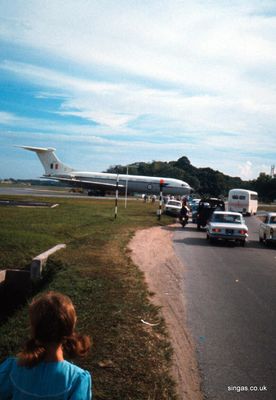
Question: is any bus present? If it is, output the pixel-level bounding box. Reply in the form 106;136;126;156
228;189;258;216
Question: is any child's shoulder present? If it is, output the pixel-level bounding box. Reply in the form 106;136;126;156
62;360;91;379
0;356;16;371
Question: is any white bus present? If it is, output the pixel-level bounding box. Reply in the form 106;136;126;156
228;189;258;216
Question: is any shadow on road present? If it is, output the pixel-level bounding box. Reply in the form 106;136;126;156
174;236;276;249
252;241;276;250
163;224;200;233
174;237;209;246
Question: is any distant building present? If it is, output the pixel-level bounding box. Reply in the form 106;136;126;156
1;179;14;184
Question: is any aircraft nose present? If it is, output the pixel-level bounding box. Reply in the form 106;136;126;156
182;183;193;191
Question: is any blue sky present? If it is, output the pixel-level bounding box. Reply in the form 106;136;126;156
0;0;276;180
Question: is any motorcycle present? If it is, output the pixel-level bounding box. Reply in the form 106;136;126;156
179;214;189;228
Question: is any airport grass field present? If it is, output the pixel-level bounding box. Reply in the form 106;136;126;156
0;196;177;400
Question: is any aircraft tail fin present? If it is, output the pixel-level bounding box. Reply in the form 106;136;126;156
17;146;75;176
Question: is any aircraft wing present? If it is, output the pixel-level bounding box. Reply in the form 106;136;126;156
47;176;125;190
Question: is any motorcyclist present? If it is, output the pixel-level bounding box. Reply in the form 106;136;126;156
179;199;190;226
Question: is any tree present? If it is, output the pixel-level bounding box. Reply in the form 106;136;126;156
251;173;276;202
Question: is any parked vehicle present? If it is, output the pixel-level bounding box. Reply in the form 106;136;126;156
188;198;200;207
228;189;258;215
164;200;182;216
206;211;248;246
196;198;225;229
259;212;276;246
191;203;199;223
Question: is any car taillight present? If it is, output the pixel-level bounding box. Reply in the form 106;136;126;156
212;228;221;232
239;230;247;234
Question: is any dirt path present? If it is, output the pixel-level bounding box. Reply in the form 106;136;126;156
128;225;203;400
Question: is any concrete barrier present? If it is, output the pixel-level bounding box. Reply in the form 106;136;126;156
30;244;66;280
0;270;7;285
5;269;32;295
0;270;32;313
0;243;66;288
0;269;30;288
0;245;66;319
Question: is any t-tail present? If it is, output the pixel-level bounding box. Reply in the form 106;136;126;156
17;146;75;176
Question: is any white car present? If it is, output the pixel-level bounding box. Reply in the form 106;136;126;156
164;200;182;216
206;211;248;246
189;198;200;207
259;212;276;246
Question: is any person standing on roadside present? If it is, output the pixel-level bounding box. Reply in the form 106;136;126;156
0;291;92;399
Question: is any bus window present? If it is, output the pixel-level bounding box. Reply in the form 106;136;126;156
232;195;238;199
250;194;258;200
239;195;246;200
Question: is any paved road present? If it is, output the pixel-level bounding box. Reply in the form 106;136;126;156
173;216;276;400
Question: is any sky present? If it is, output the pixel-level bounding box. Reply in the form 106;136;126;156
0;0;276;180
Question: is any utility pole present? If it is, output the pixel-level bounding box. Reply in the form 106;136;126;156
157;179;164;220
114;173;119;219
125;166;129;208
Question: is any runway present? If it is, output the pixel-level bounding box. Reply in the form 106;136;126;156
0;186;90;199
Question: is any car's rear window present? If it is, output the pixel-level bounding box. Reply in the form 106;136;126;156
212;214;242;224
167;201;181;206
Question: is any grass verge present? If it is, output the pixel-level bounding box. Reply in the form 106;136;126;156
0;196;177;399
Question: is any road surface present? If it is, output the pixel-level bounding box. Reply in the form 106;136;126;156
173;216;276;399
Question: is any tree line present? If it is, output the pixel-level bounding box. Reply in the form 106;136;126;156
106;156;276;202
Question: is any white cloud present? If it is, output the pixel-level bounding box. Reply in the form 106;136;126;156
0;0;276;178
1;1;276;91
0;111;21;124
238;161;254;180
238;161;272;180
1;60;276;136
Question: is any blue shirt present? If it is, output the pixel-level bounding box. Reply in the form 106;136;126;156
0;357;92;399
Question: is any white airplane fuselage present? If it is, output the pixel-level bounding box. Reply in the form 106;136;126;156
59;171;191;195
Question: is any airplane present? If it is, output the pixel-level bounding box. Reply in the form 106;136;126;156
17;146;192;196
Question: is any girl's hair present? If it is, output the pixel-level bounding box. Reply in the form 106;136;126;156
17;291;91;368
